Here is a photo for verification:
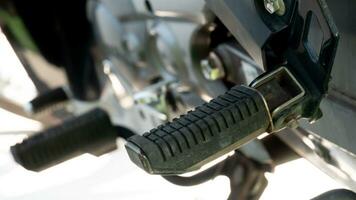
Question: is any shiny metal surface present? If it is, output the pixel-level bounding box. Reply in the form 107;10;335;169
200;52;226;81
279;128;356;191
90;0;206;134
264;0;286;16
119;11;206;24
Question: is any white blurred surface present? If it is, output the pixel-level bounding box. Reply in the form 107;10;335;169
0;33;37;105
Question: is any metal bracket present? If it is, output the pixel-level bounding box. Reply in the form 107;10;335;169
252;67;305;131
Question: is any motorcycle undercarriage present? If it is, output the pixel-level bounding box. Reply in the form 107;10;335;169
2;0;356;199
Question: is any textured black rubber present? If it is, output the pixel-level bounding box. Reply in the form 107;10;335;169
28;87;68;113
11;108;117;171
125;86;271;175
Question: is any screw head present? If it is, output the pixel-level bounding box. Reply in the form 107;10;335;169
200;52;225;81
264;0;286;16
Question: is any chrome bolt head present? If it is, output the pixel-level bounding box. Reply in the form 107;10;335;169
264;0;286;16
200;52;225;81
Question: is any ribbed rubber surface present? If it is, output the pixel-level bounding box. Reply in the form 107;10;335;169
126;86;270;175
11;108;117;171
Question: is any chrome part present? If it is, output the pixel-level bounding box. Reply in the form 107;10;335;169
102;59;134;108
133;79;172;118
190;24;227;98
264;0;286;16
88;0;209;136
278;128;356;191
200;52;226;81
147;21;187;79
190;26;263;98
119;11;206;24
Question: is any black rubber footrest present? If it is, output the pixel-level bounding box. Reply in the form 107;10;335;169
11;108;117;171
125;86;271;175
27;87;68;114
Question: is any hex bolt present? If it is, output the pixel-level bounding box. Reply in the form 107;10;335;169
264;0;286;16
200;52;226;81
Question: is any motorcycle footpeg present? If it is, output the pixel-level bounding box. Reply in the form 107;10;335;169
125;86;271;175
25;87;69;114
11;108;118;171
